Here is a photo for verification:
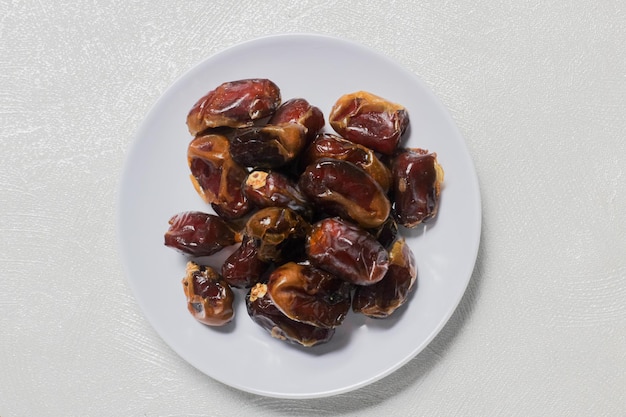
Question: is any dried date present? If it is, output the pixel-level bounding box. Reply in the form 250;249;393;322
269;98;325;142
221;236;271;289
246;283;335;347
229;124;308;169
306;217;389;286
299;158;390;229
187;133;251;219
187;78;281;135
164;211;240;256
329;91;409;155
352;238;417;318
181;261;234;326
391;148;444;228
243;170;312;218
267;262;352;328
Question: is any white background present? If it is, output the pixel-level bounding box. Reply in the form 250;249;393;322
1;1;625;416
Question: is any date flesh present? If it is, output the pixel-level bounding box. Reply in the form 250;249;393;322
187;78;281;135
246;283;335;347
302;133;392;192
329;91;409;155
299;158;390;229
187;134;251;219
267;262;352;328
269;98;325;142
164;211;240;256
352;238;417;318
392;148;444;228
306;217;389;286
182;262;234;326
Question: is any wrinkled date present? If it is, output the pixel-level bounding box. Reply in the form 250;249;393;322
302;133;392;192
246;283;335;347
187;134;251;219
187;78;281;135
307;217;389;286
299;158;390;229
269;98;325;142
221;235;270;289
243;170;312;218
352;238;417;318
267;262;352;328
329;91;409;155
392;148;444;228
229;124;308;169
182;261;235;326
244;207;310;263
164;211;240;256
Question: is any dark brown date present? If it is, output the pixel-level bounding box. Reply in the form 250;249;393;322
391;148;444;228
186;78;281;135
368;216;399;250
181;261;234;326
229;124;308;169
164;211;240;256
243;170;312;218
306;217;389;286
299;158;390;229
187;134;251;219
302;133;392;192
267;262;352;328
329;91;409;155
269;98;325;142
246;283;335;347
221;235;271;288
244;207;310;263
352;238;417;318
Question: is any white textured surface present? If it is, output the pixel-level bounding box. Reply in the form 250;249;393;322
1;1;625;416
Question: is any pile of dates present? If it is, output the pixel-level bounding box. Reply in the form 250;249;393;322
164;78;444;347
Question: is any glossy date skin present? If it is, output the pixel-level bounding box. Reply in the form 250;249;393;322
269;98;325;142
229;124;308;169
306;217;389;286
352;238;417;318
244;207;310;263
302;133;392;192
267;262;352;329
246;283;335;347
243;170;312;218
186;78;281;135
187;134;251;219
164;211;240;256
299;158;390;229
329;91;409;155
182;262;234;326
392;148;444;228
221;235;270;289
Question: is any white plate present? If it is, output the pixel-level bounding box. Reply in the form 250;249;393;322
117;33;481;399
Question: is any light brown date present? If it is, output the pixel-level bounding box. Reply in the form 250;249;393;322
267;262;352;329
306;217;389;286
187;133;251;219
329;91;409;155
298;158;390;229
244;207;310;263
352;238;417;318
186;78;281;135
391;148;444;228
181;261;234;326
